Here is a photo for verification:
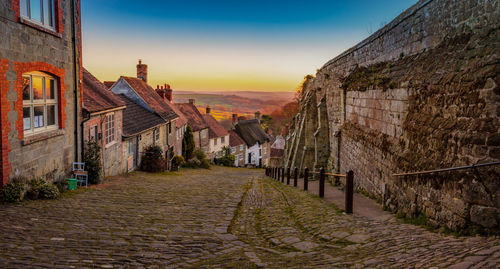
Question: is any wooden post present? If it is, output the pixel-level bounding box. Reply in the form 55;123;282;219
286;167;290;185
294;167;298;187
304;167;309;191
277;167;280;181
345;170;354;214
281;167;285;183
319;167;325;198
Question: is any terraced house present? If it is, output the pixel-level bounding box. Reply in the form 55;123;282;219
0;0;82;185
202;106;229;160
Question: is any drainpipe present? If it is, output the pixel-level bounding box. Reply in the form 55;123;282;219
80;111;90;162
71;0;79;162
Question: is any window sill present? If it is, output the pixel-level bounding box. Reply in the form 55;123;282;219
19;17;62;38
105;140;117;149
22;129;65;146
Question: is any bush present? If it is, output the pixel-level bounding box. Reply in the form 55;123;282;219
2;182;25;203
182;126;196;159
172;155;185;171
38;184;60;199
83;140;102;185
214;155;236;167
141;145;166;172
187;157;201;167
194;149;210;169
26;178;45;200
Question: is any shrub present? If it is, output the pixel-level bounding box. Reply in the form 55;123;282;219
38;184;60;199
182;126;196;159
194;149;210;169
83;140;102;185
26;178;45;200
2;182;25;203
187;157;201;167
172;155;185;171
214;155;236;167
141;145;166;172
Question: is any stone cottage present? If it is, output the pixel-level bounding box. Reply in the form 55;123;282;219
229;130;246;167
82;68;126;177
202;106;229;160
175;100;209;154
234;118;270;167
0;0;82;184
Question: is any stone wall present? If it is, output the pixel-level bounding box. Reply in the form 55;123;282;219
285;0;500;233
0;0;82;183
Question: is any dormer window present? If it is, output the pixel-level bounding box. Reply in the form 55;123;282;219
22;71;58;135
20;0;56;30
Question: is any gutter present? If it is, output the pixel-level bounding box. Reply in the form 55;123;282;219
71;0;79;162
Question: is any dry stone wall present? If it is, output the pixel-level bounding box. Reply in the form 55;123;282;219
285;0;500;233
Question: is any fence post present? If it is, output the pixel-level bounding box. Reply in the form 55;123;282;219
319;167;325;198
294;167;298;187
304;167;309;191
281;167;285;183
272;167;275;179
345;170;354;214
286;167;290;185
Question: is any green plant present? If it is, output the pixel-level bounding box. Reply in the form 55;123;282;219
194;148;210;169
2;182;26;203
141;144;166;172
172;155;185;171
38;184;60;199
182;126;196;159
214;155;236;167
26;178;45;200
83;139;102;185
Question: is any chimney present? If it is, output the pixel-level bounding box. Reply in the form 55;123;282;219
255;111;261;122
155;85;166;101
137;59;148;83
206;106;211;114
189;99;195;105
165;84;173;102
232;113;238;124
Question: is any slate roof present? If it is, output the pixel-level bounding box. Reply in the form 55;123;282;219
118;94;165;137
83;69;125;113
229;130;245;147
271;148;284;158
121;76;178;121
175;103;208;132
234;119;269;147
202;114;228;139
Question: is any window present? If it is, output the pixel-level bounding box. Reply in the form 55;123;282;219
23;72;58;135
240;145;244;151
89;125;97;141
232;147;236;154
168;122;172;134
201;129;206;139
259;149;262;157
221;136;225;144
20;0;56;30
105;113;115;145
239;154;243;161
154;128;160;142
214;139;217;146
128;140;134;156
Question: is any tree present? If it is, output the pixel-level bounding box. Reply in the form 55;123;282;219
83;140;102;184
182;126;195;159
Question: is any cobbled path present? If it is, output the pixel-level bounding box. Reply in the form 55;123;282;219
0;167;498;268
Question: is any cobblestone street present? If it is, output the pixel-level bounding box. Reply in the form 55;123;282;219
0;167;499;268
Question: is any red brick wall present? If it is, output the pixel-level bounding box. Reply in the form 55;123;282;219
13;62;66;140
0;59;10;185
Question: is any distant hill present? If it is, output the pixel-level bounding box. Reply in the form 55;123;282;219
173;91;296;120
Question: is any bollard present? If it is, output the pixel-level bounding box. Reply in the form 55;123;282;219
319;167;325;198
281;167;285;183
274;167;276;179
294;167;298;187
304;167;309;191
286;168;290;185
272;167;275;179
278;167;281;181
345;170;354;214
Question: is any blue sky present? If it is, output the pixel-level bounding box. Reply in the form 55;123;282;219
82;0;417;92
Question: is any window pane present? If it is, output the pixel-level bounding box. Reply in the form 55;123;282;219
29;0;42;22
42;0;51;26
20;0;29;17
46;79;55;99
34;106;44;128
47;105;56;126
32;76;44;100
23;107;31;130
23;76;31;101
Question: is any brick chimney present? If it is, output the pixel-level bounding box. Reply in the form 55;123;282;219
155;85;166;101
189;99;195;105
165;84;173;102
137;59;148;83
255;111;261;122
232;113;238;124
206;106;211;114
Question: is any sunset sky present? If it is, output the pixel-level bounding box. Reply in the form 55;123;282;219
82;0;416;92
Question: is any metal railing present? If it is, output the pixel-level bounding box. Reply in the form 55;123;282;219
266;167;354;214
392;161;500;177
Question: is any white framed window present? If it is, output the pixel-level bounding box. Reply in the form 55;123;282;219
240;145;244;151
201;129;206;139
20;0;56;30
232;147;236;154
22;72;58;136
214;138;218;146
154;128;160;142
239;154;243;160
105;113;115;145
221;136;225;144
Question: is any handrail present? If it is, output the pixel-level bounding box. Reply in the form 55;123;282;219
309;171;346;177
392;161;500;177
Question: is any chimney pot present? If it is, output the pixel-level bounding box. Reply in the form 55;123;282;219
206;106;211;114
232;113;238;124
189;99;195;105
166;88;173;102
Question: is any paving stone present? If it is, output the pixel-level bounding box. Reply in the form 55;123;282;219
293;241;319;252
